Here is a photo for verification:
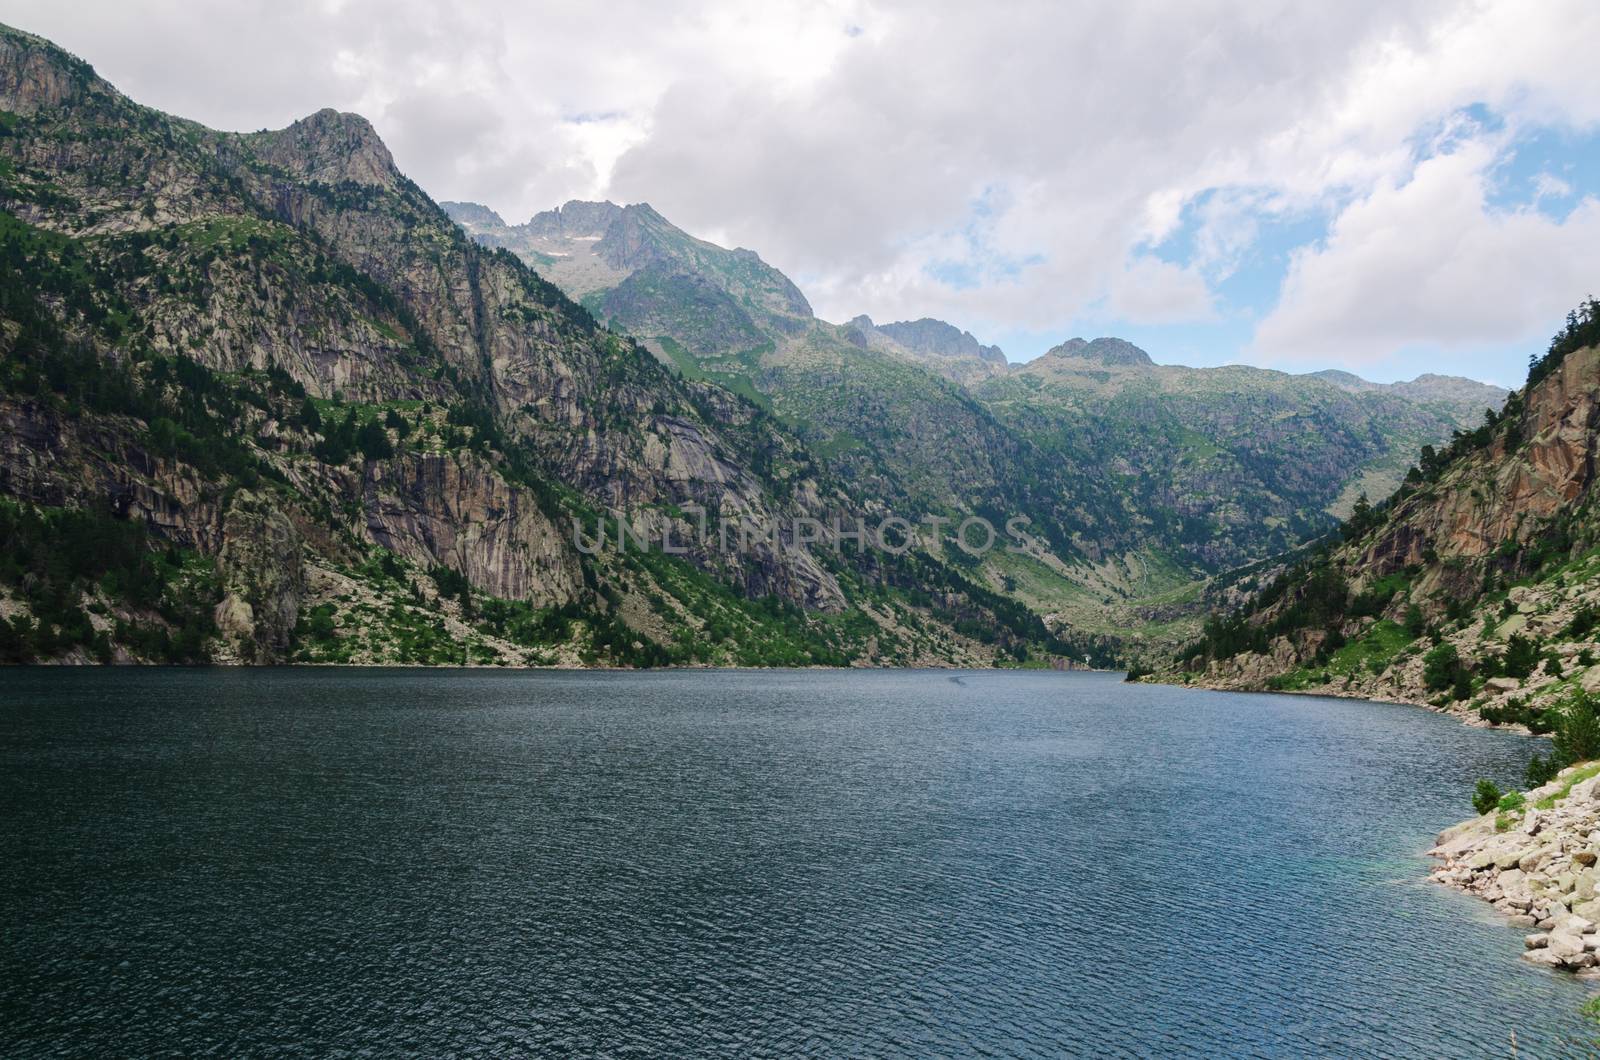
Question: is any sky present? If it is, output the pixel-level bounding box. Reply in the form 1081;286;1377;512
5;1;1599;385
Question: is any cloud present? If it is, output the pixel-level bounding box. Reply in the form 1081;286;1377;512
5;0;1599;370
1100;258;1218;325
1253;140;1600;363
1534;172;1574;203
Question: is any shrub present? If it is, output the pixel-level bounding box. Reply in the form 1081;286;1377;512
1498;791;1526;813
356;419;394;460
1404;605;1427;639
1553;690;1600;764
1473;779;1503;816
1503;634;1540;679
1423;642;1461;692
1517;692;1600;788
1526;753;1559;788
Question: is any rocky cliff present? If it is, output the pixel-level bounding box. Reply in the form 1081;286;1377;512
0;23;1092;669
1170;304;1600;728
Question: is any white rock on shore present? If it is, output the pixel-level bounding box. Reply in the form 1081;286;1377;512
1429;763;1600;972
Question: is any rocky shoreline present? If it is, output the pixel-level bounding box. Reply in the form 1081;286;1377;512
1430;761;1600;973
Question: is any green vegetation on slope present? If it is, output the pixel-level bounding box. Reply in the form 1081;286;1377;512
1176;299;1600;724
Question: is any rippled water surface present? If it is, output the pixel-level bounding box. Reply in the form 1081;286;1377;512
2;668;1596;1055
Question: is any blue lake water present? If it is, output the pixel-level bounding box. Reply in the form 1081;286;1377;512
1;668;1594;1056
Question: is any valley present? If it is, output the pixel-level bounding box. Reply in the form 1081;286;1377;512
446;196;1507;659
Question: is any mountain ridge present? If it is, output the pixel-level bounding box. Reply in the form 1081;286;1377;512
446;193;1510;653
0;23;1518;670
1168;300;1600;723
0;23;1103;669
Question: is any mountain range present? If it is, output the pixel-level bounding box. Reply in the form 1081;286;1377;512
0;23;1517;669
0;23;1093;669
445;196;1508;655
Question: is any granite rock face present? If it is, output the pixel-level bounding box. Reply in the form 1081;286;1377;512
216;490;306;662
1174;339;1600;715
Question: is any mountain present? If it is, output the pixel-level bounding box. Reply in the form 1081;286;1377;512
447;197;1508;655
444;200;1106;566
0;24;1101;669
844;315;1008;384
1308;368;1509;424
1039;336;1155;367
985;340;1503;552
1168;300;1600;728
972;339;1507;655
442;199;812;354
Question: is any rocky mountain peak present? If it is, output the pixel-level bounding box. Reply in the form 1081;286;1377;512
439;201;505;228
250;108;398;188
838;315;1006;383
0;23;100;115
1308;369;1377;392
1045;336;1155;367
1388;373;1511;412
874;317;1007;366
526;199;624;239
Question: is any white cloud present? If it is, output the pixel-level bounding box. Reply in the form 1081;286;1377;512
1253;140;1600;363
4;0;1599;369
1101;258;1219;325
1534;173;1574;203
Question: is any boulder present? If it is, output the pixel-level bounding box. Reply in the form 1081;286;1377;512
1561;914;1596;935
1527;933;1551;949
1548;932;1586;958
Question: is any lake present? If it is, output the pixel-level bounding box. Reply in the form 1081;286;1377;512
1;668;1593;1056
